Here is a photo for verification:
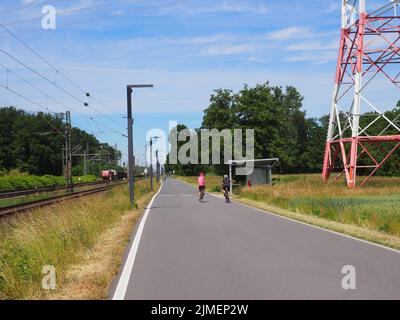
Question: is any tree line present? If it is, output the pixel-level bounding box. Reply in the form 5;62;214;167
0;107;122;176
166;83;400;177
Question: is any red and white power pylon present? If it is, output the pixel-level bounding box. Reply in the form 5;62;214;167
322;0;400;188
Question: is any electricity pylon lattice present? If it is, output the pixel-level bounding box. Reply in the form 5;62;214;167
322;0;400;188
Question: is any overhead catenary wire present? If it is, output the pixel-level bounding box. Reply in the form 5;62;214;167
0;82;65;136
0;63;127;138
0;0;65;16
1;0;181;27
0;69;121;142
2;1;116;27
0;1;185;157
0;45;126;133
85;113;128;138
0;0;180;136
0;78;121;145
0;23;127;130
0;62;69;110
0;46;86;104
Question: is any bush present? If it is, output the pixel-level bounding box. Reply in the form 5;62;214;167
72;175;97;184
0;175;98;191
0;178;12;190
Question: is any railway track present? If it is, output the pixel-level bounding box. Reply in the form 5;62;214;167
0;180;110;199
0;182;126;217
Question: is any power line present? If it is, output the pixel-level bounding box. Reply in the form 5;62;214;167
0;46;86;104
0;23;127;130
85;113;128;138
1;2;185;143
0;61;128;143
0;82;64;135
0;7;181;41
0;62;69;110
1;21;126;117
0;59;126;137
1;0;180;27
0;0;182;128
2;1;114;27
0;0;65;16
0;76;122;146
0;52;124;136
0;67;112;139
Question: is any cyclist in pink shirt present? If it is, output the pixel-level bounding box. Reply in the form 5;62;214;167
198;172;206;202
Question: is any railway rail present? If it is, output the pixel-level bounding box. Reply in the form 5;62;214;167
0;182;127;217
0;180;111;199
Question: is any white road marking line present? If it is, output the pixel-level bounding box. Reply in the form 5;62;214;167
243;203;400;255
160;194;193;197
177;179;400;254
112;183;163;300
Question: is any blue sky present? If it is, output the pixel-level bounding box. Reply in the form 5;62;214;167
0;0;397;165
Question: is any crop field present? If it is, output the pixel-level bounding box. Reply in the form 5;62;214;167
178;174;400;239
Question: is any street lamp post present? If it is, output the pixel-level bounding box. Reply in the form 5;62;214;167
127;84;153;208
144;143;148;178
149;136;161;191
156;149;160;183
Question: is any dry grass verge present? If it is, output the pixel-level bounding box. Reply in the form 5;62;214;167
0;180;156;300
47;189;155;300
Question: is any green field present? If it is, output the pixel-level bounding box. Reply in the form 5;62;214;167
178;174;400;239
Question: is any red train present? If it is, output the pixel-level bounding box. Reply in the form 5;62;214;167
101;170;127;181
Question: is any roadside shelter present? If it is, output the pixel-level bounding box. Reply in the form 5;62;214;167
228;158;279;193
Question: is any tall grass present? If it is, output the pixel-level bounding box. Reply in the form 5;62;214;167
0;180;151;299
239;174;400;237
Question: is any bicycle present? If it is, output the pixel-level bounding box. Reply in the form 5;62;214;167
199;186;205;202
223;187;230;203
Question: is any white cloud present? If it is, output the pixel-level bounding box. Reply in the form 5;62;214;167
266;27;312;41
325;1;341;13
175;34;232;45
286;51;338;64
218;2;268;14
161;0;269;16
201;44;256;56
59;63;338;118
286;40;338;52
57;0;97;16
246;56;265;63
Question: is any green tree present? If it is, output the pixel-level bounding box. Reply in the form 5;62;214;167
0;107;122;176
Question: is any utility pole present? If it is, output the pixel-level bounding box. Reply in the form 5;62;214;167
65;111;73;193
115;143;119;166
83;146;87;176
156;149;160;183
126;84;154;208
61;147;65;176
85;142;89;175
144;143;148;178
150;138;154;192
149;136;160;191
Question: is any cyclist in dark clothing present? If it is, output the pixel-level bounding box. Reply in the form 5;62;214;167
222;175;231;203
